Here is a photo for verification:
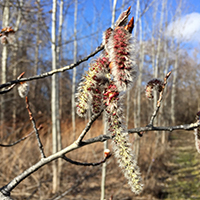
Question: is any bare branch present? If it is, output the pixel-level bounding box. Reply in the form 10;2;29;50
62;154;111;166
0;72;25;94
1;116;199;197
128;120;200;134
0;129;37;147
76;110;103;145
25;97;45;158
148;71;171;126
0;44;104;91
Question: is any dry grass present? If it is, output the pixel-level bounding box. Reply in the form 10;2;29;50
0;116;171;200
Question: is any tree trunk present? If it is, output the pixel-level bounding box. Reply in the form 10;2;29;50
171;0;182;125
56;0;64;188
154;0;165;126
101;1;117;199
1;0;10;134
51;0;59;193
72;0;78;140
12;0;23;129
34;0;41;96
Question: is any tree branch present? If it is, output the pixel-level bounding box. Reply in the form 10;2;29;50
25;97;45;158
76;110;104;145
148;71;171;126
0;72;25;94
62;154;111;166
0;44;104;91
0;128;41;147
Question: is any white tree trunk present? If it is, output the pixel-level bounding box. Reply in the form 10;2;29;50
1;0;10;134
12;0;23;129
56;0;64;187
101;1;117;199
134;2;144;160
171;0;182;125
129;0;140;128
171;50;178;125
153;0;165;125
51;0;59;193
34;0;40;94
72;0;78;140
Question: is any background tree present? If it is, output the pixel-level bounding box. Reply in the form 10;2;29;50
0;0;200;199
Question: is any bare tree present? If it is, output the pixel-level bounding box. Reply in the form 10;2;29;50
51;0;60;193
1;0;10;134
0;4;200;200
72;0;78;139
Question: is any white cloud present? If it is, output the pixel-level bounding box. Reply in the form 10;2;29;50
166;12;200;43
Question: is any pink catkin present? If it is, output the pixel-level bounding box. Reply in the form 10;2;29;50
76;56;110;117
107;27;137;91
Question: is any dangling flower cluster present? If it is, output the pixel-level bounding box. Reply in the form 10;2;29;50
105;17;137;91
76;7;143;194
18;82;29;98
0;27;15;44
113;128;143;194
194;111;200;153
145;78;164;99
103;83;143;194
76;55;110;117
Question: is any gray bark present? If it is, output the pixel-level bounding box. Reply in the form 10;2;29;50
12;0;23;129
51;0;59;193
0;192;13;200
1;0;10;134
72;0;78;139
56;0;64;187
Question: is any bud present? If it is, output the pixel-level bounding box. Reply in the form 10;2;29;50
114;6;131;28
18;82;29;98
146;78;164;99
0;27;15;44
104;149;111;158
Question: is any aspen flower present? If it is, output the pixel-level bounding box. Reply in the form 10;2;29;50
146;78;164;99
107;25;137;91
18;82;29;98
76;56;110;117
0;27;15;44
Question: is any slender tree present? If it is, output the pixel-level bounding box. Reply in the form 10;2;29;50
1;0;10;134
51;0;59;193
101;1;117;199
72;0;78;139
12;0;23;129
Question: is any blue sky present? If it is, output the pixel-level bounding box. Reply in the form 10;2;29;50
60;0;200;64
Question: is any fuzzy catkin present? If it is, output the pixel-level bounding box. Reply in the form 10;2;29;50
76;56;110;117
146;78;164;99
113;129;143;194
18;82;29;98
104;83;143;194
107;27;137;91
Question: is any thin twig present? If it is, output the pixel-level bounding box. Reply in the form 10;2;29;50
25;97;45;158
0;44;104;90
148;71;171;126
62;154;111;166
128;120;200;134
0;72;25;94
76;110;103;145
1;119;200;196
0;127;41;147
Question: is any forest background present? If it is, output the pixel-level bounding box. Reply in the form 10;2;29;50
0;0;200;199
